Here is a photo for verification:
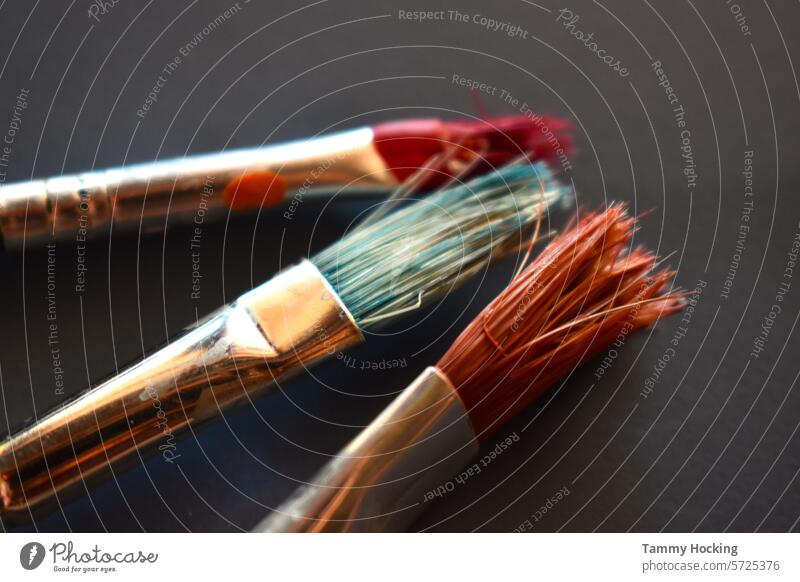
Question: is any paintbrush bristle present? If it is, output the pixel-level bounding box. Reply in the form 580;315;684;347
437;205;685;438
373;115;574;187
312;161;570;330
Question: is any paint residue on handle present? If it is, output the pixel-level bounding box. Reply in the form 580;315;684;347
223;171;288;211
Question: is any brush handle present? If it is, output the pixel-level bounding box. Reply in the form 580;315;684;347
0;128;396;247
0;261;362;525
255;367;479;533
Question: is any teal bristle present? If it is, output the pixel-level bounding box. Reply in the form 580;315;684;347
311;161;570;330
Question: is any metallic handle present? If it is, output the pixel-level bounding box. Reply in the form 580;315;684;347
256;367;479;533
0;261;363;523
0;128;397;246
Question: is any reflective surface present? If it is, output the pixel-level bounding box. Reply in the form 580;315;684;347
0;261;362;524
0;128;396;246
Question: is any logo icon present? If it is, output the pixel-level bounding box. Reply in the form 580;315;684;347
20;542;46;570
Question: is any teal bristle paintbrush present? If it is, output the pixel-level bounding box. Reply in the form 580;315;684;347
0;161;570;525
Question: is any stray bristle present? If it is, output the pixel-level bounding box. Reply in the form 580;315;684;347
437;205;684;439
312;161;570;330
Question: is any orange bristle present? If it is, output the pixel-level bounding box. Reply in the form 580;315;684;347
437;205;685;439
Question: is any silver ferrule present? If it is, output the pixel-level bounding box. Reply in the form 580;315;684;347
0;127;398;247
256;366;479;533
0;260;363;524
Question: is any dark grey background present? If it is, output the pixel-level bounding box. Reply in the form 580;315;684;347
0;0;798;532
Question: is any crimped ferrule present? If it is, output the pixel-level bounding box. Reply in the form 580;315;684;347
0;260;363;524
256;366;479;532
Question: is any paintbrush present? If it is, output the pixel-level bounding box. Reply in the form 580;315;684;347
0;114;571;248
0;160;570;525
256;205;685;532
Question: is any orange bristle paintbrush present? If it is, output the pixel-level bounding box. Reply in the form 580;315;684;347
257;205;685;532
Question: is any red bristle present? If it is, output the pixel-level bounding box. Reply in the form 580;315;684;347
372;114;573;186
437;206;685;440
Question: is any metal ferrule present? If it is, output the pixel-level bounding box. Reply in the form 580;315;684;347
256;366;479;533
0;127;397;246
0;261;363;524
